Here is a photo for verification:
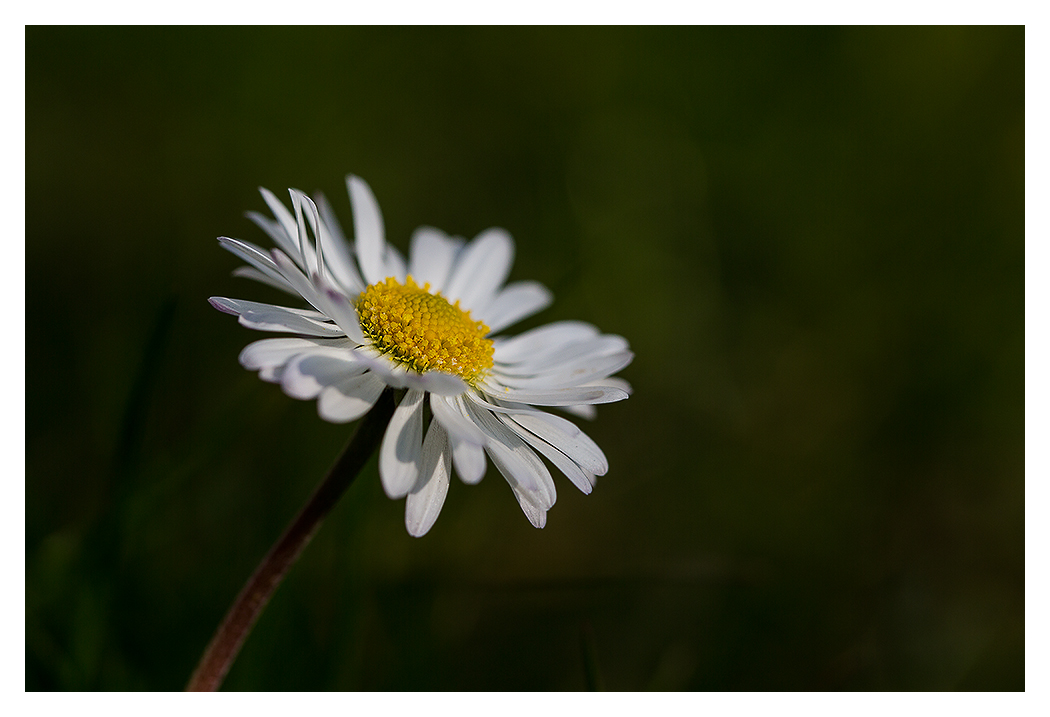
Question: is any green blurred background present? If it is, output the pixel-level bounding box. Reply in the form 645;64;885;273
25;27;1023;690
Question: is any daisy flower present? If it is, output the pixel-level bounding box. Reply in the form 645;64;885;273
210;175;632;536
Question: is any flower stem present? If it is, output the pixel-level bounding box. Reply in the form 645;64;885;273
186;390;396;691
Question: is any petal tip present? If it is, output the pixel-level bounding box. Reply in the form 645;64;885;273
208;297;236;315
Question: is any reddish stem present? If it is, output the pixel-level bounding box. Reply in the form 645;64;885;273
186;391;395;691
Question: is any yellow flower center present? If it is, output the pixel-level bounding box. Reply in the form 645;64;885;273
356;276;494;384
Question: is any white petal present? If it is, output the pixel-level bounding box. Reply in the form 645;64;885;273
405;421;451;537
450;434;487;485
408;227;463;293
462;400;556;505
270;249;330;316
442;228;514;312
556;381;632;418
259;364;285;383
365;357;414;390
379;389;425;499
281;352;367;400
219;237;296;294
290;189;323;278
431;394;487;484
343;348;466;395
479;381;630;406
317;372;385;423
492;321;600;364
415;371;469;396
430;394;486;444
493;351;635;390
507;410;608;476
496;335;630;375
480;281;553;334
270;250;365;346
481;444;553;528
464;393;608;475
497;413;593;495
312;191;365;295
314;191;349;247
388;367;467;397
259;187;306;266
232;266;298;296
594;376;633;394
347;175;387;286
562;404;597;420
239;336;357;370
245;210;296;258
209;297;344;336
316;282;366;344
384;244;408;283
515;494;547;529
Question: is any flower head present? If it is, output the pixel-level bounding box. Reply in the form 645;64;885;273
210;175;632;536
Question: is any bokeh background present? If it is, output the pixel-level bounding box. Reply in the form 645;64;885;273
26;27;1023;690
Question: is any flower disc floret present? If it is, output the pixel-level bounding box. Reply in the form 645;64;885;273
357;276;494;384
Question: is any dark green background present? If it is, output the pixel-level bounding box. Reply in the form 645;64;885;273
26;27;1023;690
